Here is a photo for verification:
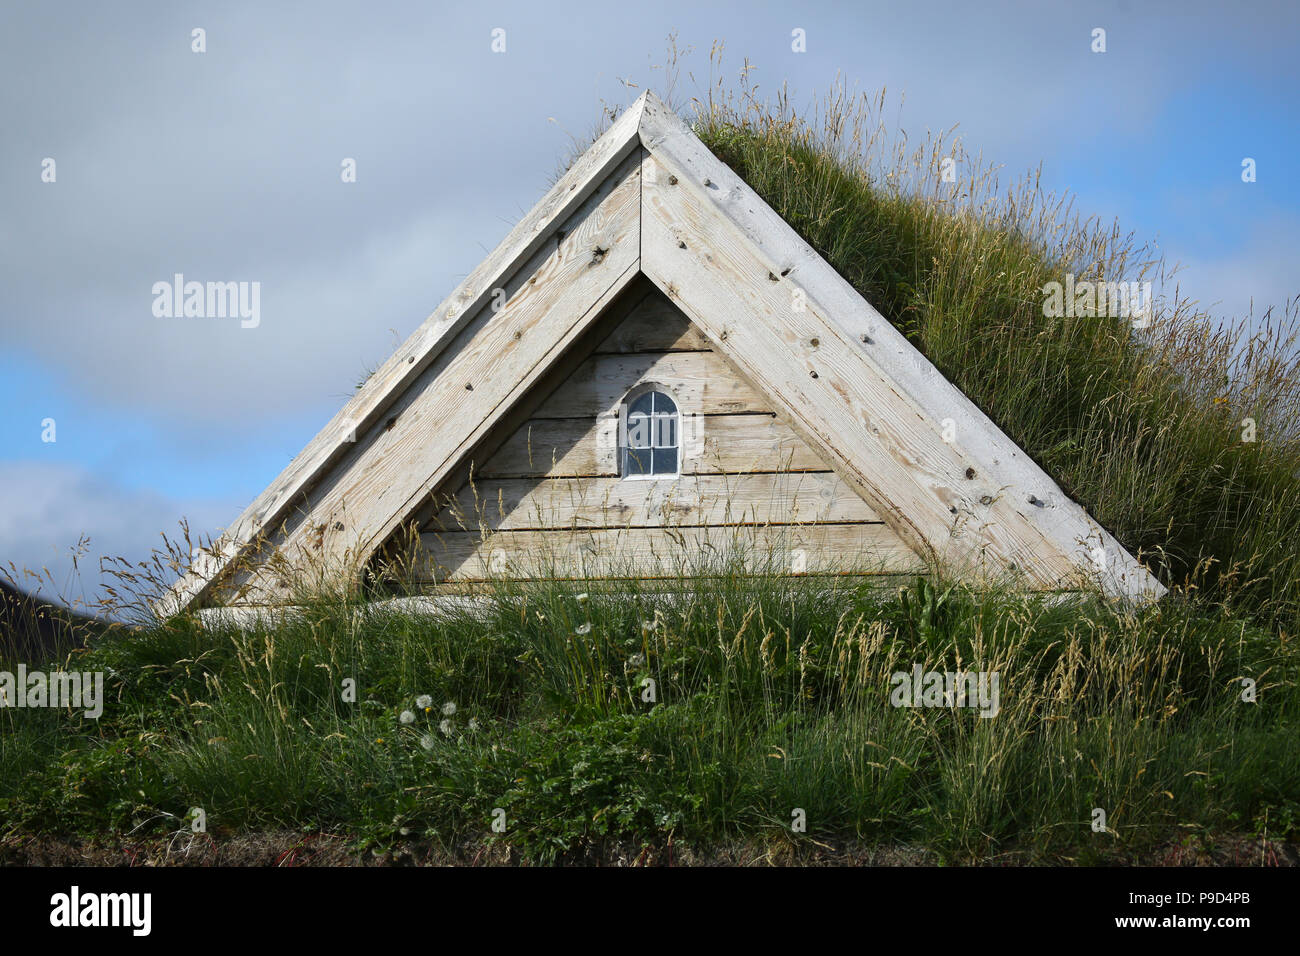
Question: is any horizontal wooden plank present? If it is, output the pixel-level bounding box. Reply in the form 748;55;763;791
417;524;925;582
533;350;769;418
416;574;926;597
479;417;617;478
478;412;831;478
431;472;882;531
213;575;932;610
592;291;711;353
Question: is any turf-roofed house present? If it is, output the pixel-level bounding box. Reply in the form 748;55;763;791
159;92;1165;618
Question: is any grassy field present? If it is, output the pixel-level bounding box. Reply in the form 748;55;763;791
1;569;1297;864
2;71;1298;864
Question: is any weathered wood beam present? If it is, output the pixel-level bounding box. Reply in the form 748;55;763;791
479;413;828;479
431;472;882;532
419;523;923;583
635;91;1164;604
227;151;643;604
156;94;653;616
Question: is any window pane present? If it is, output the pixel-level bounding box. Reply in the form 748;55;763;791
626;411;652;448
651;445;678;475
652;392;678;415
652;412;677;448
624;445;652;475
628;392;655;416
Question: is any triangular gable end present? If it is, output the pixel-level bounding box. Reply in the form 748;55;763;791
407;282;927;584
159;91;1165;615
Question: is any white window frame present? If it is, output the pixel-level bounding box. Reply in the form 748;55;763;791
619;384;681;481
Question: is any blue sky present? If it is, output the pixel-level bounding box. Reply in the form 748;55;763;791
1;0;1296;608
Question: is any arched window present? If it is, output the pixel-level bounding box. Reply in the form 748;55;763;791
621;388;679;478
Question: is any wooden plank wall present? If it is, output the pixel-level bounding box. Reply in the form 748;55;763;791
225;152;643;602
413;290;924;584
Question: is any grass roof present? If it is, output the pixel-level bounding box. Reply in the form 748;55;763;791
674;76;1300;635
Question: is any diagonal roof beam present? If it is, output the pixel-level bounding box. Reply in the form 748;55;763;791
158;95;653;616
634;91;1163;604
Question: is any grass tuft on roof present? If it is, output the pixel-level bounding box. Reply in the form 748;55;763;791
680;74;1300;635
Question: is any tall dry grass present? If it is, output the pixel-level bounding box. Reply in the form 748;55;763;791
668;52;1300;634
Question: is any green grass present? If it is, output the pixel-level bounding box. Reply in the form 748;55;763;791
686;77;1300;635
2;572;1297;862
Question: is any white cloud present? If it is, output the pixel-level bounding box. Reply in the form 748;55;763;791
1163;217;1300;332
0;461;240;614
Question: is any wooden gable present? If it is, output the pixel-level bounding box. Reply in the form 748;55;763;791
160;92;1164;615
408;283;923;584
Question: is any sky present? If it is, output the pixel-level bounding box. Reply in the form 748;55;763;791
1;0;1296;609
